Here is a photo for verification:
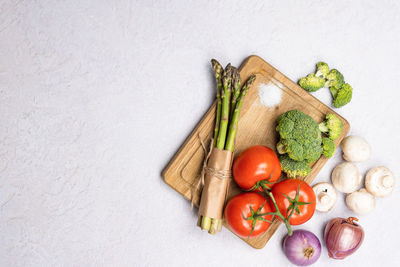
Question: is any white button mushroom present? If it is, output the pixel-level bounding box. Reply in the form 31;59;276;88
346;188;376;214
312;182;337;212
341;135;371;162
331;162;362;193
365;166;395;197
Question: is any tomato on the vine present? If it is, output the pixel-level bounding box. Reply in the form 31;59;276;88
269;179;316;225
232;145;281;191
224;192;273;238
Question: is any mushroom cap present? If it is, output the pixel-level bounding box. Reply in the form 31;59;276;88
365;166;395;197
312;182;337;212
346;188;376;214
341;135;371;162
331;162;362;193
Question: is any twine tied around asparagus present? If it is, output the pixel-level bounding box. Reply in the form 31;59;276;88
190;133;232;209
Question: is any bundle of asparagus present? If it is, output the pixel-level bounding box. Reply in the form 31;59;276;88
198;59;256;234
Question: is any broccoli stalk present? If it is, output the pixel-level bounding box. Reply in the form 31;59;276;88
315;62;329;78
325;69;344;88
318;113;343;140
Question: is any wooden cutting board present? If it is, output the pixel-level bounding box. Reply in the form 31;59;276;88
162;55;350;249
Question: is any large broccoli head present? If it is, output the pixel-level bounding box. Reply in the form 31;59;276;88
276;110;322;162
330;83;352;108
322;137;336;158
319;113;343;140
279;154;311;178
298;74;326;92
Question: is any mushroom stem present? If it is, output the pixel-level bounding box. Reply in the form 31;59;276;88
319;193;330;205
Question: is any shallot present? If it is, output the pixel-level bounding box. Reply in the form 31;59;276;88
324;217;364;259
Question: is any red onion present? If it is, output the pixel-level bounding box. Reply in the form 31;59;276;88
283;230;321;266
324;217;364;259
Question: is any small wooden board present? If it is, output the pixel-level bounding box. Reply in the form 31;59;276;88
162;55;350;249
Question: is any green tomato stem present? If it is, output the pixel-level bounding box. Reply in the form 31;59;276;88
261;185;293;236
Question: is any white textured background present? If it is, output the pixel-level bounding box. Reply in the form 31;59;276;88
1;0;400;266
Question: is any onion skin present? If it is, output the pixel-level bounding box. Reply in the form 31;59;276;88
283;230;321;266
324;217;364;259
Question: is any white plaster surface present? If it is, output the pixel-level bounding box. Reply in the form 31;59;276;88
1;0;400;266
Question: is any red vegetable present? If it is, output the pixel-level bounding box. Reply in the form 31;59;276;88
283;230;321;266
224;192;273;238
269;179;316;225
232;145;281;191
324;217;364;259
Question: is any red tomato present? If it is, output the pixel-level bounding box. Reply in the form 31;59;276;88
233;145;281;191
224;192;273;238
269;179;316;225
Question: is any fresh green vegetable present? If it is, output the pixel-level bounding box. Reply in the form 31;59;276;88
200;59;256;234
211;59;223;146
279;155;311;178
276;110;322;162
319;113;342;140
216;64;233;149
225;75;255;151
298;61;353;108
316;62;329;78
230;67;241;118
331;83;352;108
326;69;344;88
322;137;335;158
298;74;326;92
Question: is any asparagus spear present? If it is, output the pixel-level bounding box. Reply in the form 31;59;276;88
216;64;233;149
225;75;256;151
211;59;224;146
230;67;241;118
204;64;232;233
201;61;226;232
209;75;256;234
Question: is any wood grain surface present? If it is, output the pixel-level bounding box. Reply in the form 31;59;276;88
162;55;350;249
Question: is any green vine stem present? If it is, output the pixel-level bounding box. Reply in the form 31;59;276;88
260;186;293;236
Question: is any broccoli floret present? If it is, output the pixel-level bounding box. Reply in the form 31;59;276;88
303;139;323;162
332;83;352;108
315;62;329;78
279;155;311;178
298;74;326;92
319;113;343;140
276;110;322;163
326;69;344;88
322;137;336;158
276;139;304;161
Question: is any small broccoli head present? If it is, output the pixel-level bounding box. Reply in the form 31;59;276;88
333;83;352;108
319;113;343;140
276;117;294;139
276;110;322;162
279;155;311;178
326;69;344;88
322;137;336;158
298;74;326;92
276;139;304;161
316;62;329;78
